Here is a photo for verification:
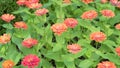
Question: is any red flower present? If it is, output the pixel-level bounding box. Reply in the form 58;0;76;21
81;0;94;4
35;8;49;16
0;34;11;44
101;9;115;18
90;32;106;42
2;60;15;68
14;21;28;29
115;23;120;30
101;0;108;3
1;14;15;22
81;10;98;20
22;38;38;48
16;0;26;5
51;23;68;35
97;61;116;68
22;54;40;68
64;18;78;28
67;44;82;54
115;47;120;56
26;3;42;9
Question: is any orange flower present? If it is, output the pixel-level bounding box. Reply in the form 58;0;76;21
35;8;49;16
67;44;82;54
115;23;120;30
1;14;15;22
14;21;28;29
97;61;116;68
81;0;94;4
16;0;26;5
63;0;71;3
115;47;120;56
101;9;115;18
51;23;68;35
0;34;11;44
64;18;78;28
2;60;15;68
26;3;42;9
90;32;106;42
101;0;108;3
22;38;38;48
22;54;40;68
81;10;98;20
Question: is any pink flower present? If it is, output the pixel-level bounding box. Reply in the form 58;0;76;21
81;0;94;4
115;23;120;30
110;0;118;6
0;34;11;44
81;10;98;20
51;23;68;35
97;61;116;68
101;0;108;3
22;38;38;48
67;44;82;54
26;3;42;9
115;47;120;56
16;0;26;5
101;9;115;18
63;0;71;3
14;21;28;29
1;14;15;22
116;1;120;8
22;54;40;68
35;8;49;16
90;32;106;42
64;18;78;28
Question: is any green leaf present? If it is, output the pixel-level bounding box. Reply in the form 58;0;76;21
64;61;76;68
62;54;74;62
41;59;53;68
2;23;13;29
52;43;63;52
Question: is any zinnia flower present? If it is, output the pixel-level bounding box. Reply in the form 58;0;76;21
81;0;94;4
22;38;38;48
115;23;120;30
115;47;120;56
51;23;68;35
97;61;116;68
67;44;82;54
22;54;40;68
1;14;15;22
116;1;120;8
2;60;15;68
0;34;11;44
100;9;115;18
81;10;98;20
101;0;108;3
26;3;42;9
35;8;49;16
63;0;71;3
16;0;26;5
64;18;78;28
90;32;106;42
14;21;28;29
110;0;118;6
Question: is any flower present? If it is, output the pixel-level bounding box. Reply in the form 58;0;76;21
35;8;49;16
63;0;71;3
115;23;120;30
110;0;118;6
116;1;120;8
0;34;11;44
51;23;68;35
2;60;15;68
26;3;42;9
101;0;108;3
22;38;38;48
16;0;26;5
14;21;28;29
81;10;98;20
64;18;78;28
115;47;120;56
97;61;116;68
1;14;15;22
100;9;115;18
81;0;94;4
90;32;106;42
67;44;82;54
21;54;40;68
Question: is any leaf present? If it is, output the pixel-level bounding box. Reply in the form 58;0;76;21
64;61;76;68
2;23;13;29
52;43;63;52
62;54;74;62
41;59;53;68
